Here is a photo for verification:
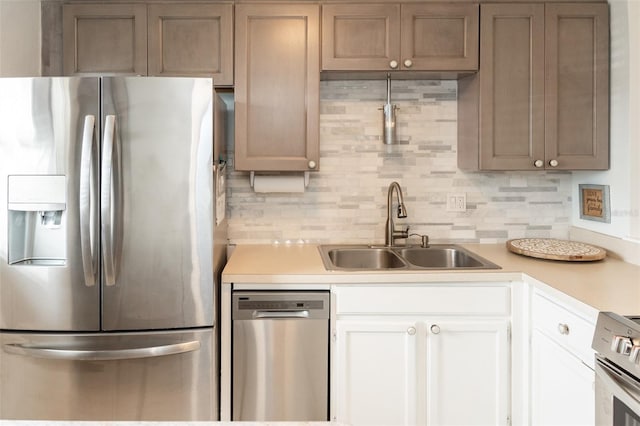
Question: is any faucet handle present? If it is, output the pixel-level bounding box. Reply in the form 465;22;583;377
394;225;409;239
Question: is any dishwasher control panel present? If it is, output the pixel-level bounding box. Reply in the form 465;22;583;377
232;291;330;320
236;298;325;311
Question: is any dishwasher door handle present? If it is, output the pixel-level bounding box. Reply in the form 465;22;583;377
253;310;310;319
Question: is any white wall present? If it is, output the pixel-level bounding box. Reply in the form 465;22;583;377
629;1;640;241
572;0;640;243
0;0;41;76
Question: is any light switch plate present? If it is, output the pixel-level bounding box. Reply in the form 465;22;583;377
446;193;466;212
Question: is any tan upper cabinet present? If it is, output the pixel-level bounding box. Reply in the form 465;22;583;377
147;3;233;84
63;3;148;75
234;3;320;172
321;4;400;71
63;2;233;85
322;3;478;73
458;2;609;171
544;3;609;170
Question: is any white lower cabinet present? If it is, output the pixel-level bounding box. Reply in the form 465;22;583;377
336;320;418;426
332;284;512;426
425;320;510;425
530;329;595;426
530;291;596;426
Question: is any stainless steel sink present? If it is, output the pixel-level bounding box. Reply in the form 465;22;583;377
395;246;498;269
325;247;407;270
319;244;500;271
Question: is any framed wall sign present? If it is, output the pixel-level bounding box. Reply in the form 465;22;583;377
579;184;610;223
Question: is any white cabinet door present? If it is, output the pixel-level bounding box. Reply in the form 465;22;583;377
425;320;511;426
531;328;595;426
335;320;418;426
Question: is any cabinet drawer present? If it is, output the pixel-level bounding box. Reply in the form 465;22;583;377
334;284;511;316
532;292;595;366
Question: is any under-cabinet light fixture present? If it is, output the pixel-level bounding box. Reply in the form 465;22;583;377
381;73;398;145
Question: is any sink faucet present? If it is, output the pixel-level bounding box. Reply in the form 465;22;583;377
385;181;409;247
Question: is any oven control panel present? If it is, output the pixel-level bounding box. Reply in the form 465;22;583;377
593;312;640;373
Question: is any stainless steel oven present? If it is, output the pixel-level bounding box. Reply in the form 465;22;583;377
592;312;640;425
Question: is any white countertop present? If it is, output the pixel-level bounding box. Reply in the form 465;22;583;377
222;243;640;315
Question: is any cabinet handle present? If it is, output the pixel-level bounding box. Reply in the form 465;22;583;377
534;160;544;168
403;59;413;68
549;159;559;167
307;160;317;169
389;60;399;69
430;324;441;334
407;327;416;336
557;323;570;335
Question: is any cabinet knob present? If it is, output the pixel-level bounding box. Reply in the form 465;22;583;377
407;327;416;336
430;324;441;334
557;323;570;335
307;160;317;169
389;60;399;69
534;160;544;168
549;159;559;167
403;59;413;68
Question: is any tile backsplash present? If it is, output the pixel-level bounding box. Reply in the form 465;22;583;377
226;80;572;245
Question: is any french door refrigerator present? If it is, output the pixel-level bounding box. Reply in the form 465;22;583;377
0;77;227;420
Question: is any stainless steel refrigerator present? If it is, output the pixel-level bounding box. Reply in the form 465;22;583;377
0;77;227;420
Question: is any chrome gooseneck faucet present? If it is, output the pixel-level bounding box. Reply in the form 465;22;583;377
385;181;409;247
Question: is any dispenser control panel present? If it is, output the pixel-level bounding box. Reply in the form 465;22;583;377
7;175;67;265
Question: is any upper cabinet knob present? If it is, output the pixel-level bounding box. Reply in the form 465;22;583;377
549;159;559;167
430;324;441;335
308;160;317;169
389;60;399;69
534;160;544;168
403;59;413;68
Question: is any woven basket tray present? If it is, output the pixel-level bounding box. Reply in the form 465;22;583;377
506;238;606;261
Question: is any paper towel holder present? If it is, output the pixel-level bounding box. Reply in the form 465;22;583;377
249;171;311;189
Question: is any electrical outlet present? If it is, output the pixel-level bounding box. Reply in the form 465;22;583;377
446;193;466;212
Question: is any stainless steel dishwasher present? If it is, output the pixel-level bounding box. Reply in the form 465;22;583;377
232;291;330;421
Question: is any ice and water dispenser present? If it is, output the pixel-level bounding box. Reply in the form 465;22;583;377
7;175;67;265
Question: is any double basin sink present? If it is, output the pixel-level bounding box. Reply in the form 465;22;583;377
319;244;500;271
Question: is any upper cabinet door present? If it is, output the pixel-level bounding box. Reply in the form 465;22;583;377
234;3;320;172
478;3;545;170
400;3;479;72
459;2;609;171
322;4;401;71
322;3;478;73
544;3;609;170
147;3;234;85
63;3;147;75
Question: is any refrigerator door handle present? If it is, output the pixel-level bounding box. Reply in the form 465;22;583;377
3;340;200;361
79;115;98;287
101;115;117;286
